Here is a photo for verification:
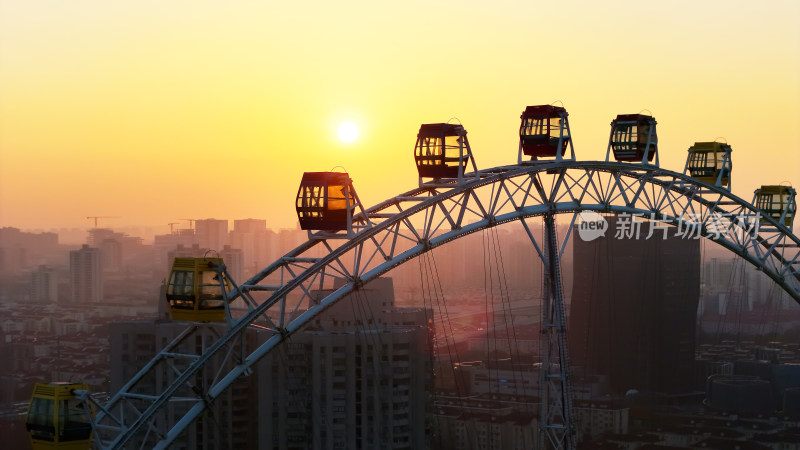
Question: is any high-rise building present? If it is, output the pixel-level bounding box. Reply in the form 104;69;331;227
109;277;432;449
153;229;195;271
70;244;103;303
195;218;228;251
109;319;265;450
219;245;245;283
230;219;271;275
261;277;433;450
569;215;701;395
88;228;143;261
99;238;123;273
0;227;58;274
31;265;58;303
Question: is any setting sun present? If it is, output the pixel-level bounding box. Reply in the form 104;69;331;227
337;121;359;143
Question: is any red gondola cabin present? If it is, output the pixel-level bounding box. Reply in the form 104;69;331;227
609;114;658;162
296;172;355;231
414;123;472;179
519;105;570;159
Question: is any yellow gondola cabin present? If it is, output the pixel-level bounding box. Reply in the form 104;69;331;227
166;257;229;322
26;382;92;450
754;185;796;228
686;141;733;188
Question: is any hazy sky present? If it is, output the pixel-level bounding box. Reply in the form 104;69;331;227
1;1;798;232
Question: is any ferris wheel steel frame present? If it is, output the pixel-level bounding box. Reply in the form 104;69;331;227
92;160;800;449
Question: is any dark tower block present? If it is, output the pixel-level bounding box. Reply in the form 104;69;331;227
569;215;701;395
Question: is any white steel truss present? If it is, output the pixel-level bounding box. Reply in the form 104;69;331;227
91;161;800;449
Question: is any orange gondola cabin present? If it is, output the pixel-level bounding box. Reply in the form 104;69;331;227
414;123;472;180
519;105;571;160
608;114;658;163
166;257;229;322
686;142;733;188
754;185;796;228
26;382;92;450
296;172;355;231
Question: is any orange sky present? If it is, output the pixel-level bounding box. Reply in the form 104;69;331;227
1;1;798;233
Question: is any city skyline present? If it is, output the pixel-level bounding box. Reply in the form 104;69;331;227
3;203;800;447
1;1;799;231
2;3;800;446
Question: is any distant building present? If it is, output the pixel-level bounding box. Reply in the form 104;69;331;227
569;215;701;395
87;228;118;247
99;238;123;273
0;227;58;274
195;218;228;251
153;228;195;271
455;359;539;397
573;400;629;442
70;244;103;303
31;265;58;303
88;228;142;261
230;219;271;275
433;398;536;450
164;244;210;272
219;245;245;283
0;247;27;276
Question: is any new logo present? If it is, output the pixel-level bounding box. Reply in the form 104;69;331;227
577;211;608;241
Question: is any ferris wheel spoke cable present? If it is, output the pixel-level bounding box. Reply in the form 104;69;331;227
758;282;781;340
482;230;493;389
491;228;514;395
490;226;524;399
417;252;455;403
428;250;470;408
735;259;746;343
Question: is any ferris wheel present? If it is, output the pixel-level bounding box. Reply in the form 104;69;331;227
26;105;798;450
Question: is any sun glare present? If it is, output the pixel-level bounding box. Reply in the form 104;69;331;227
337;121;359;143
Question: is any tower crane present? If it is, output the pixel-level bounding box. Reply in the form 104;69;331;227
86;216;120;228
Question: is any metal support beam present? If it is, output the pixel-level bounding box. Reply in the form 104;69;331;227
539;212;576;450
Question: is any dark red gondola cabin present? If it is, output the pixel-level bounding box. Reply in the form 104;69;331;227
414;123;471;179
519;105;570;159
296;172;355;231
609;114;657;162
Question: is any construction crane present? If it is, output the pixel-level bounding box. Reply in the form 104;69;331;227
168;222;180;233
86;216;120;228
179;218;195;229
